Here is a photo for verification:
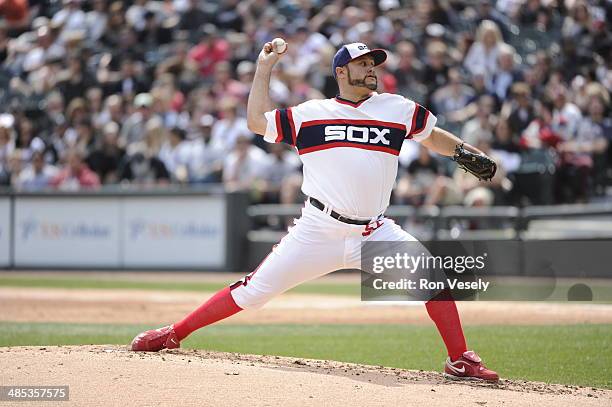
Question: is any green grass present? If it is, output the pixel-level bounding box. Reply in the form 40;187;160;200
2;275;612;301
0;276;359;296
1;322;610;389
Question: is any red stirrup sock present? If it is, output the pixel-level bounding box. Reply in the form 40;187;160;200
425;289;467;361
173;286;242;341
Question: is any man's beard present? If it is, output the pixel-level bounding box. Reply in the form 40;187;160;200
347;68;378;91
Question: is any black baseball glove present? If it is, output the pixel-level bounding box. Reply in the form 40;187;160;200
453;143;497;181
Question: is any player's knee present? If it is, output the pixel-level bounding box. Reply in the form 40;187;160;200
230;283;275;310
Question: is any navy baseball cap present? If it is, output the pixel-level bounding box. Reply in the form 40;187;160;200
332;43;387;78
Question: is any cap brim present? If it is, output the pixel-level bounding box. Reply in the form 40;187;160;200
362;49;387;66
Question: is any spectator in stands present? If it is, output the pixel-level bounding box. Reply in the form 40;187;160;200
489;44;522;101
491;118;521;174
50;148;100;190
517;99;559;205
395;145;444;206
0;0;609;205
521;99;562;150
188;114;223;183
222;135;266;193
0;114;15;186
390;40;425;101
461;94;497;146
86;0;108;42
150;73;188;129
431;67;475;130
256;143;301;203
211;61;249;101
96;94;124;132
0;114;14;169
125;0;147;32
549;85;583;140
86;121;125;184
0;148;23;187
120;92;155;147
51;0;87;44
102;57;148;99
158;127;191;183
119;150;169;186
558;96;610;200
562;1;595;48
56;52;96;104
179;0;211;32
22;25;64;73
15;150;58;191
464;20;505;82
211;97;251;154
187;24;230;78
505;82;535;137
15;116;36;163
422;41;449;97
473;0;513;39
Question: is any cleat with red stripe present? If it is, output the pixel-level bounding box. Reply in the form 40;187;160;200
130;325;180;352
444;351;499;382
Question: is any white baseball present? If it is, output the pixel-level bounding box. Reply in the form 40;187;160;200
271;37;287;54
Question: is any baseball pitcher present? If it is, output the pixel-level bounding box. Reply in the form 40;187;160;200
131;41;499;382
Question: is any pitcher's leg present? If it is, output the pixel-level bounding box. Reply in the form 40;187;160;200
230;232;344;310
361;220;467;360
131;231;343;352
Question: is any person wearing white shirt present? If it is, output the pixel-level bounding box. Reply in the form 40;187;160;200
16;151;59;191
158;127;192;183
464;20;504;82
222;135;267;191
210;98;252;153
51;0;87;43
188;114;223;183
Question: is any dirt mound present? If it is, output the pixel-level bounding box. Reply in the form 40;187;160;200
1;346;609;406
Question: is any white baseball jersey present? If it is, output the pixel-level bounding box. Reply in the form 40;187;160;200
263;92;437;218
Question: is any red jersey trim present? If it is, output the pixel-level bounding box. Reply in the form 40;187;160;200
301;119;406;131
287;107;297;146
298;142;400;156
408;104;429;137
274;110;283;143
334;94;373;107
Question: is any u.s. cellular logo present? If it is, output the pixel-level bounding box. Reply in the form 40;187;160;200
129;220;219;240
20;220;111;240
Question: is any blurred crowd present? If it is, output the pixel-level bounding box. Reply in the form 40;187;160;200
0;0;610;207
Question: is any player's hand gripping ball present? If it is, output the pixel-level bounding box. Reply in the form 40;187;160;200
258;38;288;67
271;37;288;54
453;143;497;181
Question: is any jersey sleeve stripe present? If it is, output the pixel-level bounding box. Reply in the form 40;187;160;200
274;110;283;143
408;104;428;137
278;108;294;145
287;107;297;146
302;119;406;131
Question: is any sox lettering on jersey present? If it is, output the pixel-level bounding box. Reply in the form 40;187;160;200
295;119;406;156
324;126;391;145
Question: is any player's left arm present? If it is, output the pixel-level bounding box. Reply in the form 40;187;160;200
422;127;498;181
421;126;484;157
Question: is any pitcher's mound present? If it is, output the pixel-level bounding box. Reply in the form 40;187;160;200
1;346;609;406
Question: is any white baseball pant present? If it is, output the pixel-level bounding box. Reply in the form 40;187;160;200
230;200;419;309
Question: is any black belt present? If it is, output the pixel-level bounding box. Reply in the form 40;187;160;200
308;197;373;226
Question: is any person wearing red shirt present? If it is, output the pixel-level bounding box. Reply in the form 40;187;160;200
50;149;101;190
187;24;230;78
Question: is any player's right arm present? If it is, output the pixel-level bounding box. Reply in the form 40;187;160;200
247;42;282;135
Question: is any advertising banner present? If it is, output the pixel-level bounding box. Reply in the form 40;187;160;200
0;198;10;267
14;197;121;267
122;196;226;268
